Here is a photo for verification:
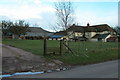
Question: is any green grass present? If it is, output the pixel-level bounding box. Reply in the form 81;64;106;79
2;39;44;55
2;39;119;65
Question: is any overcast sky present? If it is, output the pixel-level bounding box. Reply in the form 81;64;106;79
0;0;119;32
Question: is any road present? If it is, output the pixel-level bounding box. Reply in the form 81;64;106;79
10;60;119;78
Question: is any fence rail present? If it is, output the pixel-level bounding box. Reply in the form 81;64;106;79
43;39;118;56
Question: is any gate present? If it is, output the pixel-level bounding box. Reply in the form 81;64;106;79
43;39;74;56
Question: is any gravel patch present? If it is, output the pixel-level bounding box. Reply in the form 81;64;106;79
2;44;70;75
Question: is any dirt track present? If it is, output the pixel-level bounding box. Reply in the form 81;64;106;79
2;44;45;61
2;44;69;74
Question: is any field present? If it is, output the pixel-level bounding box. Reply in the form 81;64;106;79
2;39;119;65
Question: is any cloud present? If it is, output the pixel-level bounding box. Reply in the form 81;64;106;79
0;6;41;19
0;0;118;31
0;0;55;20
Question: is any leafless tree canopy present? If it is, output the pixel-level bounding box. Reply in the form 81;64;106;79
54;0;74;31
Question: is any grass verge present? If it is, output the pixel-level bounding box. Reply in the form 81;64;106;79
2;39;119;65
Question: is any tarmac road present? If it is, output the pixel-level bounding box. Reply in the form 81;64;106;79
10;60;119;78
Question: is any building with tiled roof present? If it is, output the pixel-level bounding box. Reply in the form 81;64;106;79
67;23;116;42
50;23;117;42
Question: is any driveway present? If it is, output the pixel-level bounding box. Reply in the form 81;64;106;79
10;60;119;78
2;44;44;61
2;44;67;75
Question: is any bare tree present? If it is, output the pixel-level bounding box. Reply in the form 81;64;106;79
54;0;74;31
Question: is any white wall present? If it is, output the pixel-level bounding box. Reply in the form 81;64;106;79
90;39;98;42
104;34;111;42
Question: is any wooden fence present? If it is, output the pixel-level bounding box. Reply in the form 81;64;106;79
43;39;74;56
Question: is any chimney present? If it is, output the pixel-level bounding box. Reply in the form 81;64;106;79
73;24;75;27
87;23;90;27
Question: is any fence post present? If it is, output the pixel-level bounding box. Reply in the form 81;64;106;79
44;38;47;56
60;40;63;56
68;41;70;54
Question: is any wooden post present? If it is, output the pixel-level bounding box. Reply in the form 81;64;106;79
44;38;47;56
60;40;63;56
68;41;70;54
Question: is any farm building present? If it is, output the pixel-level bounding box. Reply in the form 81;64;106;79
49;31;68;40
107;36;118;42
91;33;111;42
51;23;117;42
22;27;53;40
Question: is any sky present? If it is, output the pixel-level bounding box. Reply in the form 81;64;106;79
0;0;119;32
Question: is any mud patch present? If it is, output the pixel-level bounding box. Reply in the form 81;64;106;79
2;57;70;75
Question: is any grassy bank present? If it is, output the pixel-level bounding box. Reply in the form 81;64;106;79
2;39;119;65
